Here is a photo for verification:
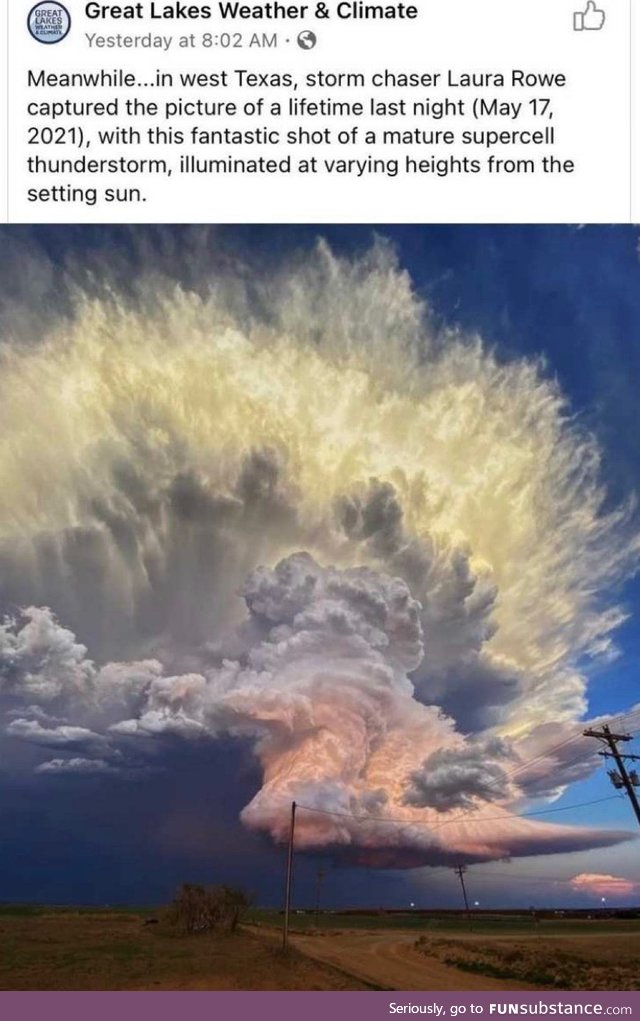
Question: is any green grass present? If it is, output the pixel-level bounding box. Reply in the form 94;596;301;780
3;903;639;937
247;908;640;936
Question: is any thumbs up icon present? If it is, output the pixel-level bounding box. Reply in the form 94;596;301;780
573;1;606;29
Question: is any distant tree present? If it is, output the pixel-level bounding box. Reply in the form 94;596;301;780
170;883;252;934
222;885;252;933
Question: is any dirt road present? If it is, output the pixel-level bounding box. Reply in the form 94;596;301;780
289;930;538;991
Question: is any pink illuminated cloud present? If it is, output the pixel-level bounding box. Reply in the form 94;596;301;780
570;873;640;900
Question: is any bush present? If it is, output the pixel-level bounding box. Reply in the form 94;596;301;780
169;884;251;934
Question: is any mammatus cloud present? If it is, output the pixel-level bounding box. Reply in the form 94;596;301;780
570;873;640;900
0;233;638;866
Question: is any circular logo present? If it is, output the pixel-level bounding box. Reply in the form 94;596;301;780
28;1;71;44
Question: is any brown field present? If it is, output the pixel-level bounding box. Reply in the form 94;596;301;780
0;912;370;990
285;923;640;991
1;910;639;991
288;929;535;990
413;933;640;991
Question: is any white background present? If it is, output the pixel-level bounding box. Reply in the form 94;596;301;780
0;0;636;222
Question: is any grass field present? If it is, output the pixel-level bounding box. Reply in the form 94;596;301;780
413;933;640;991
1;905;639;991
0;908;369;990
248;907;640;936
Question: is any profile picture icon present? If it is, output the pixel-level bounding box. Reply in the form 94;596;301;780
28;1;71;43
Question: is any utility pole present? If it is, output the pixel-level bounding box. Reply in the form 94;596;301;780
454;865;471;923
282;800;297;953
583;724;640;827
314;867;325;929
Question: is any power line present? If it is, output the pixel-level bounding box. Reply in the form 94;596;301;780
295;793;622;830
431;794;624;829
615;705;640;724
501;732;588;781
293;711;637;850
485;704;640;790
415;708;635;810
278;712;639;933
607;708;640;736
425;706;640;819
505;709;640;789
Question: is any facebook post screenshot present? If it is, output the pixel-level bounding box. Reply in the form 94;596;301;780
1;0;640;1015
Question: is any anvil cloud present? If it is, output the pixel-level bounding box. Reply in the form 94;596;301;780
0;233;637;867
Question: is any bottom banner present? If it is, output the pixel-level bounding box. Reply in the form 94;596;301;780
0;992;638;1018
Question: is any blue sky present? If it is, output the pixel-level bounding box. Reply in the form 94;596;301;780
358;225;640;909
0;224;638;910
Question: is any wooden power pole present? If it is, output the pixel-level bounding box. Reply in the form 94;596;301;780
314;867;325;929
583;724;640;827
282;801;297;952
454;865;471;918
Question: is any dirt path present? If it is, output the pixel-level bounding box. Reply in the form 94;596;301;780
289;930;539;991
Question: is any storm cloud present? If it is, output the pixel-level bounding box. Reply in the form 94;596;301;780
0;232;638;868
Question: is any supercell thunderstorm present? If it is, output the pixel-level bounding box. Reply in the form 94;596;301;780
0;234;638;867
